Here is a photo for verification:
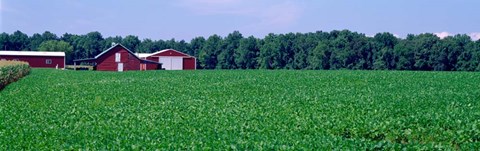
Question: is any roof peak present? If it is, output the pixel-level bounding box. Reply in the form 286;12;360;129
147;49;195;58
94;43;133;59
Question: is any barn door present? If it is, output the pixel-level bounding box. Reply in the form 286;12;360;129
159;57;183;70
171;58;183;70
118;63;124;72
159;57;170;70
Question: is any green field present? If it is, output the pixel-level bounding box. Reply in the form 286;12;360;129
1;69;479;149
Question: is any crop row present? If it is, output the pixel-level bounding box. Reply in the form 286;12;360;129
0;69;479;149
0;61;30;90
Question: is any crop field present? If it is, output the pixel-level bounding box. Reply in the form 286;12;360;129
1;69;480;149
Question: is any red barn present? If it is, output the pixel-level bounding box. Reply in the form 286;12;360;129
74;44;161;71
0;51;65;68
140;49;196;70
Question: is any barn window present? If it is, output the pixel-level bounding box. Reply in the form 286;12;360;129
46;59;52;64
115;53;121;62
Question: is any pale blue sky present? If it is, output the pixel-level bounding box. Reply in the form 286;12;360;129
1;0;479;41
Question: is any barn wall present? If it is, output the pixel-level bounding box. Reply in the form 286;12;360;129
148;50;196;70
145;57;159;70
183;58;195;70
0;55;64;68
126;54;141;71
96;46;142;71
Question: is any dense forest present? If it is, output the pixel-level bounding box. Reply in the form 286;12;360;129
1;30;480;71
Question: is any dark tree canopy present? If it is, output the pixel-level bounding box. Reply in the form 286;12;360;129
38;40;74;63
1;30;480;71
218;31;243;69
235;36;259;69
199;34;223;69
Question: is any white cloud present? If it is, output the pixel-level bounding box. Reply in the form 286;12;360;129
469;33;480;41
434;32;450;39
175;0;303;29
433;32;480;41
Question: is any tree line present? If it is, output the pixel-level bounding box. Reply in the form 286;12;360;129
1;30;480;71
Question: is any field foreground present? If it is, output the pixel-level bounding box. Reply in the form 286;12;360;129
1;69;480;149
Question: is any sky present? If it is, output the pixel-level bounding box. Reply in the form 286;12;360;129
1;0;480;41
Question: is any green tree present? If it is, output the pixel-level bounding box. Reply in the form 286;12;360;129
218;31;243;69
199;34;223;69
373;32;398;49
450;34;472;70
0;33;9;50
373;33;398;70
414;34;440;70
41;31;58;41
4;29;480;71
9;30;29;50
292;33;314;69
307;41;329;69
281;33;296;69
103;36;123;50
331;31;373;70
122;35;140;51
28;33;43;51
176;40;189;52
60;33;79;46
394;35;416;70
457;40;480;71
26;31;58;51
189;37;206;69
136;38;155;53
38;40;73;52
293;45;307;69
77;31;104;58
259;33;282;69
373;48;395;70
38;40;74;63
328;31;351;69
154;39;168;51
235;36;259;69
164;38;177;49
60;33;84;63
189;37;205;57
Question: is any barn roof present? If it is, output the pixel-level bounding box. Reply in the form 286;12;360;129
0;50;65;57
95;44;140;59
73;44;160;64
136;53;151;58
74;44;139;61
147;49;195;58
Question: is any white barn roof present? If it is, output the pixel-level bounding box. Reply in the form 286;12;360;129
134;49;195;58
0;51;65;57
136;53;152;58
149;49;195;58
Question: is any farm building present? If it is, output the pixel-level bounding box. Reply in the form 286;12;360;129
73;44;161;72
139;49;196;70
0;51;65;68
